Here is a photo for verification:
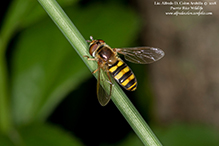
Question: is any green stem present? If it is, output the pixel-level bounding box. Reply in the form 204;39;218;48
38;0;162;145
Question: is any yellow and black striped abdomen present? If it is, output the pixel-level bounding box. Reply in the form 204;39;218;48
108;59;137;91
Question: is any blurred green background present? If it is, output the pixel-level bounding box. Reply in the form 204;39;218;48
1;0;219;145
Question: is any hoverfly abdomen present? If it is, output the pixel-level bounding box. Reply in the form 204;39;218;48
108;58;137;91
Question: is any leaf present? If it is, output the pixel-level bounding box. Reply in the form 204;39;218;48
18;123;83;146
154;124;219;146
0;134;14;146
11;16;89;125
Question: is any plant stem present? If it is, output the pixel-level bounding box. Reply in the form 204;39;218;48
38;0;162;145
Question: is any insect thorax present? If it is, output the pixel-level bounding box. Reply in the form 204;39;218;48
96;45;117;65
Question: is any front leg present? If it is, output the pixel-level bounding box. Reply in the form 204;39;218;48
83;55;99;74
83;55;96;61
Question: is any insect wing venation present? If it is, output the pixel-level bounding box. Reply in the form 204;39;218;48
97;67;112;106
115;47;165;64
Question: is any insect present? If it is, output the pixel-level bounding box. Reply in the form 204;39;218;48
84;36;165;106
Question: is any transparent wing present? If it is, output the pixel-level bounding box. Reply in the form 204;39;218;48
115;47;165;64
97;66;112;106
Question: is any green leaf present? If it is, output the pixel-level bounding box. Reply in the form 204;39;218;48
154;124;219;146
18;123;83;146
0;133;14;146
0;0;79;133
11;17;90;125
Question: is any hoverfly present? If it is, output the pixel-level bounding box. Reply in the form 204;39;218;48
84;36;164;106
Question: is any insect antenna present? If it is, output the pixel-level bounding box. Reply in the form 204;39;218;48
86;36;94;43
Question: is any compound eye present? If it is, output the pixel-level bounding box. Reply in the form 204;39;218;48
89;43;98;56
98;40;105;43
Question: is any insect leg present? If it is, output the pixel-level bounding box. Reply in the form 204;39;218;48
106;70;113;97
83;55;99;74
92;68;99;74
83;55;96;61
